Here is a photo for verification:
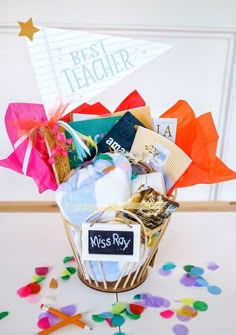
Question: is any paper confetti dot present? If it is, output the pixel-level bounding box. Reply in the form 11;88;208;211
172;324;189;335
111;314;125;327
27;282;41;294
207;285;222;295
63;256;75;263
183;265;194;272
61;305;77;316
180;298;195;305
49;278;58;289
17;285;32;297
111;302;126;314
195;277;208;287
61;269;71;277
176;315;191;322
27;294;41;304
160;310;174;319
37;317;50;329
189;267;204;278
193;301;208;312
32;275;46;283
0;311;9;320
125;310;141;320
66;267;76;274
207;262;219;271
158;268;172;276
162;262;176;271
129;303;145;315
92;314;105;322
35;267;49;276
98;312;114;319
180;275;196;287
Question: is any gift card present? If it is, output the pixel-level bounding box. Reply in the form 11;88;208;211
131;126;192;193
97;112;146;154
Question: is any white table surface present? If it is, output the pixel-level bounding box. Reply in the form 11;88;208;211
0;212;235;335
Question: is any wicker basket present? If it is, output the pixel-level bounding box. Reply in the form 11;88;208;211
42;126;174;292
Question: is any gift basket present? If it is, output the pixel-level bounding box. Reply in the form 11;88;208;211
1;91;236;293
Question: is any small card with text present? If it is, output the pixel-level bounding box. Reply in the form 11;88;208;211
152;118;177;143
81;223;140;262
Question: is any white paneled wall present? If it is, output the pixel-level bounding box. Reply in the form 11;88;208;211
0;0;236;201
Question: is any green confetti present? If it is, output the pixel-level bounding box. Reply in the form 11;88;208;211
63;256;75;263
66;267;76;275
133;294;141;300
34;276;46;283
183;265;194;272
125;310;141;320
92;314;105;322
193;300;208;312
61;275;70;281
0;311;9;320
111;302;126;314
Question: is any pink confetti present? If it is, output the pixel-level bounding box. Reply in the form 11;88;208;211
27;294;41;304
160;310;174;319
17;286;31;297
35;267;49;276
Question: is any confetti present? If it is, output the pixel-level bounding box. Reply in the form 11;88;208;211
61;305;77;316
49;278;58;289
32;275;46;283
176;315;191;322
172;324;189;335
27;282;41;294
35;267;49;276
0;311;9;320
111;302;126;314
193;301;208;312
98;312;113;319
66;267;76;274
180;274;196;287
113;333;127;335
37;316;51;329
158;268;172;276
162;262;176;271
160;310;174;319
189;267;204;278
207;285;222;295
207;262;219;271
27;294;41;304
17;285;32;297
111;314;125;327
183;265;194;272
92;315;105;322
125;310;141;320
63;256;75;263
195;277;208;287
180;298;195;305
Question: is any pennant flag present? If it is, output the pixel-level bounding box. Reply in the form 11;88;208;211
26;26;172;114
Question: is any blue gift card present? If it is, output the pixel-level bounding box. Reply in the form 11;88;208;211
97;111;146;154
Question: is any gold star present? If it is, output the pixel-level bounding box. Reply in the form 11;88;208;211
18;18;40;41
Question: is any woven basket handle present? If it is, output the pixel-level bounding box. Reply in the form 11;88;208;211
84;207;144;227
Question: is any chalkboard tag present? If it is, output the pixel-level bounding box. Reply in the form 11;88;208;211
81;223;141;262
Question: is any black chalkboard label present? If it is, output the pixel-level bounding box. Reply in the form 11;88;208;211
82;223;140;262
88;230;134;255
